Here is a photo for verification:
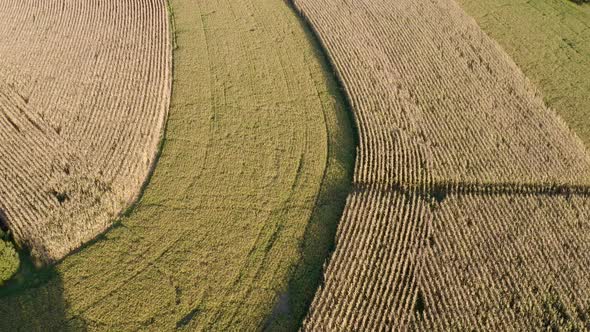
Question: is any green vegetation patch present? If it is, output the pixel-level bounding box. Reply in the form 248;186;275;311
455;0;590;146
0;231;18;286
0;0;354;330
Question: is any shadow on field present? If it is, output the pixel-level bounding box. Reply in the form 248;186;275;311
264;1;358;330
0;252;86;332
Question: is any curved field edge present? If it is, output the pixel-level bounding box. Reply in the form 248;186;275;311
262;1;357;329
454;0;590;148
0;0;355;330
0;0;175;289
290;0;590;329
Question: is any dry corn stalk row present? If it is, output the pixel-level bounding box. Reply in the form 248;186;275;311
303;186;430;330
411;193;590;330
304;189;590;330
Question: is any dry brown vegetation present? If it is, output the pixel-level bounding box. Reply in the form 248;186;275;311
455;0;590;149
294;0;590;188
413;193;590;330
0;0;171;263
302;188;429;330
303;188;590;330
293;0;590;329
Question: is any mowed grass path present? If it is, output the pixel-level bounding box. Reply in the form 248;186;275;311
0;0;354;330
456;0;590;145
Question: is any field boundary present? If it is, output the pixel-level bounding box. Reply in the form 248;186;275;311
285;0;361;146
262;1;358;330
290;0;590;329
354;180;590;200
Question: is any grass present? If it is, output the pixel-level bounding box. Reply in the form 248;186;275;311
261;3;357;328
455;0;590;147
0;0;354;330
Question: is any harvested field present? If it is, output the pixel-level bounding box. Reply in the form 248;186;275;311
0;0;354;330
292;0;590;329
456;0;590;146
0;0;171;263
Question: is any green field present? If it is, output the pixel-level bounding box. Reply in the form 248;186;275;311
0;0;354;330
456;0;590;145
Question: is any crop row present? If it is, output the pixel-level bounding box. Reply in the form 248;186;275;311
0;80;117;259
302;187;428;330
303;185;590;330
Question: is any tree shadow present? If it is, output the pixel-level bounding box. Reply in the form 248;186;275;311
0;209;9;233
0;244;86;331
263;2;358;330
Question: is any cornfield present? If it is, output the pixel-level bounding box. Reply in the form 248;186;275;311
293;0;590;329
0;0;171;264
